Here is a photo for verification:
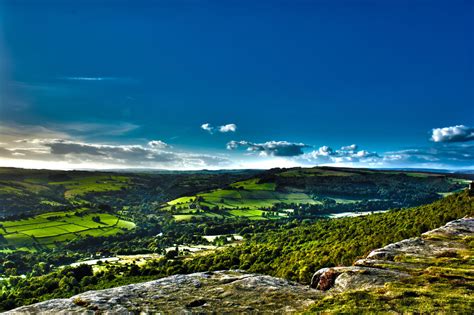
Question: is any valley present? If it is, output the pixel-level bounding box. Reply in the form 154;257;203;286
0;166;472;312
0;166;467;253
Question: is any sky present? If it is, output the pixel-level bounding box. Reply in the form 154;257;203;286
0;0;473;170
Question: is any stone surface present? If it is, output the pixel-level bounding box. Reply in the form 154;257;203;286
310;217;473;292
310;266;409;291
4;271;321;314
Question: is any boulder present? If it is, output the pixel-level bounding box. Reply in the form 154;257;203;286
5;271;322;314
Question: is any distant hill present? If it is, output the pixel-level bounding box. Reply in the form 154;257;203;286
160;166;468;221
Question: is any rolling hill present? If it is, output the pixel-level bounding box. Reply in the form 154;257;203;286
160;166;468;221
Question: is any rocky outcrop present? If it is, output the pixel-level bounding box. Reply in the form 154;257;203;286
310;266;409;292
310;217;473;292
4;271;322;314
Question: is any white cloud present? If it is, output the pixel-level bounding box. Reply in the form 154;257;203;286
431;125;474;143
301;144;380;164
0;123;230;170
340;144;358;152
148;140;169;149
227;140;309;157
315;145;333;156
383;145;474;166
0;139;230;170
219;124;237;133
201;123;214;133
201;123;237;134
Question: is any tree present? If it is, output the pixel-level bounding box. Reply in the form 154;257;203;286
165;250;178;259
92;216;101;223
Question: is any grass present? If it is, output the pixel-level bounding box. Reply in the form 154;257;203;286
167;196;196;205
161;173;323;221
228;209;266;219
0;210;135;250
162;189;319;213
278;168;358;177
307;219;474;313
39;200;64;207
0;181;50;195
173;209;268;221
161;168;467;222
48;175;130;199
229;178;276;191
173;212;224;221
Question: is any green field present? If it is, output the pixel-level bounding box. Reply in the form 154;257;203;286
278;168;358;177
1;174;131;201
48;175;130;199
229;178;276;190
0;209;135;250
162;176;318;221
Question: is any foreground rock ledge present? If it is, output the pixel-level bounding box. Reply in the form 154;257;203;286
4;271;321;314
310;217;474;291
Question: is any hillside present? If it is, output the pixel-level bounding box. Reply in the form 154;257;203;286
0;167;258;219
0;167;466;252
6;216;473;313
0;168;257;251
160;166;467;221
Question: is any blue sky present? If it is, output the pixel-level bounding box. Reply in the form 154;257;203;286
0;0;473;170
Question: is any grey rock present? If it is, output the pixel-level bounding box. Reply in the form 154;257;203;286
310;217;473;292
4;271;322;314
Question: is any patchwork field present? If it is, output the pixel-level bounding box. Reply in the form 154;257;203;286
162;177;318;221
160;167;468;222
0;209;135;250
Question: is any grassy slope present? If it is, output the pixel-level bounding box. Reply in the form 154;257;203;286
308;225;474;313
161;175;319;221
186;191;474;284
48;175;130;200
0;210;135;250
160;167;466;221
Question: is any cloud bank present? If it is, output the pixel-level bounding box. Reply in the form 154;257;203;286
383;144;474;166
431;125;474;143
1;123;473;170
0;123;230;170
300;144;380;164
227;140;309;157
0;139;230;169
